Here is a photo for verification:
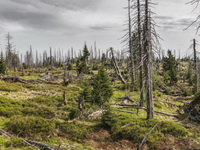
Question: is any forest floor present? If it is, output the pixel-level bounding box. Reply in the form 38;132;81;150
0;68;200;150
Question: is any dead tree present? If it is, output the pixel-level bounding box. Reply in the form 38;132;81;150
63;66;68;85
128;0;135;90
186;0;200;32
110;47;126;84
193;39;198;94
76;97;85;116
143;0;154;119
136;0;144;107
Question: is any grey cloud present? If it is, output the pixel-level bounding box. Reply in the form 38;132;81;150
0;0;80;33
155;15;194;30
155;16;173;20
10;0;101;11
90;24;120;31
39;0;100;11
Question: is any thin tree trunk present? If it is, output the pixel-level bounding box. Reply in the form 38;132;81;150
137;0;144;107
193;39;198;94
144;0;154;119
128;0;135;91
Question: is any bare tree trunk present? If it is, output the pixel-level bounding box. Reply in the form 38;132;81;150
128;0;135;91
137;0;144;107
63;66;68;85
144;0;154;119
193;39;198;94
110;48;126;84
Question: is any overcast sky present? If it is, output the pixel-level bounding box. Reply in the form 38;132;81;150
0;0;199;57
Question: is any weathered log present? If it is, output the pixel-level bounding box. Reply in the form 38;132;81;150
114;105;178;117
0;128;40;150
118;96;134;102
1;76;28;84
88;110;106;119
0;129;11;139
1;76;61;85
154;100;181;108
27;140;55;150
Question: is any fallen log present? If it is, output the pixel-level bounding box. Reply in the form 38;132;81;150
0;76;61;85
154;100;182;108
114;105;178;117
0;129;11;139
27;140;55;150
0;128;40;150
1;76;28;84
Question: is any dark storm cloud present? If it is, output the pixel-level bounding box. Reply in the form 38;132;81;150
0;0;82;32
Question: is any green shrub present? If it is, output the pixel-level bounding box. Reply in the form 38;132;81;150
101;110;117;128
0;106;22;117
153;75;164;90
21;147;36;150
0;97;22;117
0;136;7;147
154;102;163;109
29;96;63;107
6;136;26;148
0;81;22;92
164;88;170;95
7;116;56;139
68;108;81;120
101;112;189;148
22;106;55;119
181;88;192;96
57;121;91;142
160;121;189;137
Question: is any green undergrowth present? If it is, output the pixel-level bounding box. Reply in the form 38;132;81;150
0;81;23;92
57;120;92;142
101;110;189;149
6;116;56;140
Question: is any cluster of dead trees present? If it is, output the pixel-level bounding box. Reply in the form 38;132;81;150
119;0;160;119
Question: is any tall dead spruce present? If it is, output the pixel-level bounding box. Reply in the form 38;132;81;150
143;0;154;119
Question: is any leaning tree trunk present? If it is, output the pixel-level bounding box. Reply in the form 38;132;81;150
110;47;126;84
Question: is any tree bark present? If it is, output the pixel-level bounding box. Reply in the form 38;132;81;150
144;0;154;119
193;39;198;94
137;0;144;107
128;0;135;91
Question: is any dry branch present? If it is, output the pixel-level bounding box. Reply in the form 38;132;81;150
138;123;159;150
